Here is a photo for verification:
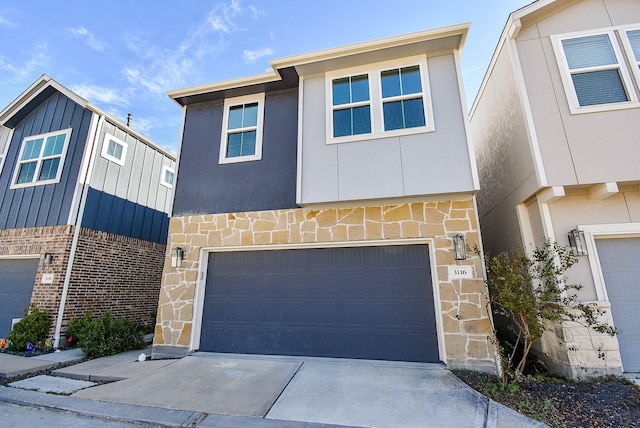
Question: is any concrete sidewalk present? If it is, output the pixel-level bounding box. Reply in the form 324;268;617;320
0;349;548;427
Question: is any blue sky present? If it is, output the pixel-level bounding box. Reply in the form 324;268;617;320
0;1;529;153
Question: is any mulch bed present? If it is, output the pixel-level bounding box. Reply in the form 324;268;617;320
455;370;640;428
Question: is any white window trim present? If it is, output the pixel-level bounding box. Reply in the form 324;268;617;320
325;55;435;145
101;133;128;166
0;127;12;177
10;128;72;189
620;24;640;96
219;93;265;164
551;27;640;115
161;165;175;189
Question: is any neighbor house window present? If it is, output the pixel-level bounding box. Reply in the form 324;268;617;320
11;129;72;188
622;28;640;88
161;165;175;189
101;133;127;165
553;27;640;113
327;56;433;143
219;93;265;164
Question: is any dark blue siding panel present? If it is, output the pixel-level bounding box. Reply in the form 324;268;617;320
173;89;298;216
82;188;168;244
0;91;92;229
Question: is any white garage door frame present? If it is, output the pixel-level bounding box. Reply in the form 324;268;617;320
580;223;640;302
189;238;446;364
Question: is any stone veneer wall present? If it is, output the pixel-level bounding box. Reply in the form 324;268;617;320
0;226;165;340
537;304;622;378
154;199;499;374
0;226;74;335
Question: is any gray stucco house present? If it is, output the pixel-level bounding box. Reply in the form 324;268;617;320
154;24;499;374
470;0;640;377
0;75;176;347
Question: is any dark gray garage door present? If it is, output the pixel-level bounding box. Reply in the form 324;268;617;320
0;258;39;336
597;237;640;372
200;244;438;362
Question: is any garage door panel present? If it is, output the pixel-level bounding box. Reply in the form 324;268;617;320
596;238;640;372
201;245;438;362
0;258;39;336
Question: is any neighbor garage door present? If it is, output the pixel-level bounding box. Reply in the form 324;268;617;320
0;258;39;336
596;237;640;372
200;244;439;362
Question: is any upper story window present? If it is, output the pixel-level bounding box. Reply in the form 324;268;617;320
161;165;175;189
219;93;265;164
11;129;71;189
552;26;640;114
101;133;127;165
326;56;434;144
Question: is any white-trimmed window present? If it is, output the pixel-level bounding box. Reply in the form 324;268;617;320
101;133;127;165
621;28;640;90
219;93;265;164
326;56;434;144
11;129;71;189
161;165;175;189
552;27;640;113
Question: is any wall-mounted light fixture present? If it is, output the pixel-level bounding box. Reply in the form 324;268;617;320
40;253;53;269
568;228;588;256
171;247;185;268
452;234;467;260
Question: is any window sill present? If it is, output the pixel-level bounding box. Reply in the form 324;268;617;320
219;154;262;164
568;100;640;115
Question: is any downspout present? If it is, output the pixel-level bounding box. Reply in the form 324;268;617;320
53;114;104;348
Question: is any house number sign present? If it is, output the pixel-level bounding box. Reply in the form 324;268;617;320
41;273;55;284
448;265;473;279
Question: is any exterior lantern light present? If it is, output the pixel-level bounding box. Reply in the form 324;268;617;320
452;234;467;260
171;247;185;268
40;253;53;269
568;228;588;256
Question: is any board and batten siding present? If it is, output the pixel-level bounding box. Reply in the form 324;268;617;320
81;121;175;244
299;54;475;205
0;92;92;229
172;88;299;216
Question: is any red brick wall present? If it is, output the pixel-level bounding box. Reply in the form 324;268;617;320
0;226;165;339
63;228;165;332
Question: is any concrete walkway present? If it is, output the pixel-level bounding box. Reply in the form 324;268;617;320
0;348;548;427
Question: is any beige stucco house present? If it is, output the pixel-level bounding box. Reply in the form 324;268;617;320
470;0;640;377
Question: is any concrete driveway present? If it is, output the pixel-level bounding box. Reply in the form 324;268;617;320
67;353;534;428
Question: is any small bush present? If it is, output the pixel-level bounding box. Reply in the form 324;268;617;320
66;313;94;345
75;312;146;358
8;304;52;351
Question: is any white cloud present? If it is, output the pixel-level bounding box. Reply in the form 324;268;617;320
0;9;18;28
243;48;273;64
70;84;130;107
0;43;50;82
68;27;105;51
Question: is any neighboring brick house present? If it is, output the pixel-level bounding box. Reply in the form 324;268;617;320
0;75;176;347
154;24;498;374
470;0;640;377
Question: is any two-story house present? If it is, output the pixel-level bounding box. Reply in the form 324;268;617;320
470;0;640;377
0;75;176;347
154;24;498;373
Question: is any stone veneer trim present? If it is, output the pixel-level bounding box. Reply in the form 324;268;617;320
154;200;499;374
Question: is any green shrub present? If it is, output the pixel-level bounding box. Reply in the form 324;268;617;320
66;313;94;345
8;304;52;351
76;312;146;358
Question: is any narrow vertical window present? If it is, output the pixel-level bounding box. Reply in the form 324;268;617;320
331;74;371;137
161;165;175;189
219;93;264;164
